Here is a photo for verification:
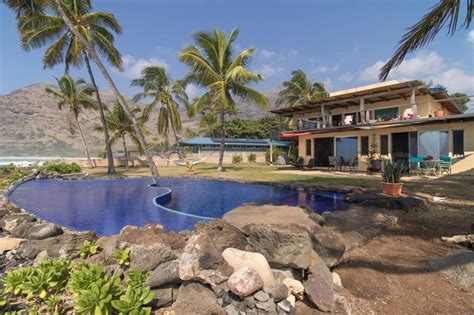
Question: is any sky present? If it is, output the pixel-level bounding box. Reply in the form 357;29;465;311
1;0;473;103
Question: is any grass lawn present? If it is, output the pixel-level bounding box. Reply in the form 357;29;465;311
86;163;381;188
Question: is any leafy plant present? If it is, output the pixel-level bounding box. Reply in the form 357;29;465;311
185;160;194;170
382;160;406;183
247;153;257;163
126;270;150;289
69;264;110;293
42;162;81;174
111;285;154;315
73;276;122;315
0;167;29;188
80;240;100;259
113;247;131;266
232;154;243;164
2;267;34;296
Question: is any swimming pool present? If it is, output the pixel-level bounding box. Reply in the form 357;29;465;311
6;177;347;235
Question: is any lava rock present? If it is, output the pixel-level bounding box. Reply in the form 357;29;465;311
171;282;223;314
304;258;335;312
130;242;177;271
146;259;181;288
273;282;289;302
27;223;63;240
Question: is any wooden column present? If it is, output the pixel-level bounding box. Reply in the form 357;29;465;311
360;97;365;123
411;87;418;118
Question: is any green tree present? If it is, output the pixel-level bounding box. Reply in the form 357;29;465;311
45;74;97;167
96;101;143;169
131;66;189;158
179;28;268;171
1;0;46;18
380;0;473;80
451;92;471;112
18;0;123;174
3;0;160;177
277;69;327;107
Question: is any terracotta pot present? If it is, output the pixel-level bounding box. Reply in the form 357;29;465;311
434;110;445;117
381;182;403;196
186;169;195;176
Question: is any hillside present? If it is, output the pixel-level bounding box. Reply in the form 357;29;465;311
0;82;280;157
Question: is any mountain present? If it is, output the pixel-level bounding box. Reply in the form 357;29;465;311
0;83;281;157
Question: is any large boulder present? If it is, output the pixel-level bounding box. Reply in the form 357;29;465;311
304;257;335;312
25;223;63;240
151;284;180;309
310;224;346;267
130;242;177;271
146;259;181;288
194;219;248;252
179;233;233;286
227;267;263;297
244;223;318;269
222;248;275;289
171;282;224;314
347;191;425;210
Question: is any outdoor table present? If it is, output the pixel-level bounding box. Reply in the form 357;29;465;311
421;160;441;176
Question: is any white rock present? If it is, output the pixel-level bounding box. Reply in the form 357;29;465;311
282;278;304;300
227;266;263;297
286;294;296;307
222;248;275;288
332;272;342;291
0;237;25;253
4;219;19;233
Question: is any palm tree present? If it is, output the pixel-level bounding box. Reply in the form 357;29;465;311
131;66;189;158
1;0;46;18
179;28;268;171
96;101;143;169
276;70;327;107
18;0;122;174
3;0;160;177
380;0;473;80
46;74;97;167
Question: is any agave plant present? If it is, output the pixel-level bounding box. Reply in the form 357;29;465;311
382;160;406;183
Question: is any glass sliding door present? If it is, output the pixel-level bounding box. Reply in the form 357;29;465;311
335;137;358;165
419;131;449;160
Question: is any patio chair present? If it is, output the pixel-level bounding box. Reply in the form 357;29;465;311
439;156;452;175
409;156;425;176
346;157;358;172
293;156;305;169
328;156;340;171
304;158;316;170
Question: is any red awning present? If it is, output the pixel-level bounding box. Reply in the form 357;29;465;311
280;131;313;138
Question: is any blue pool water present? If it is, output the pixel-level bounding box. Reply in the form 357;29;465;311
6;178;347;235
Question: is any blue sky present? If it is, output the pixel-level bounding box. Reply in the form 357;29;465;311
1;0;473;100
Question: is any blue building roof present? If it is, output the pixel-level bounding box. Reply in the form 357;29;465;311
180;137;289;147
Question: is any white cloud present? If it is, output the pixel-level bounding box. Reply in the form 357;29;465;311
258;64;285;78
185;84;199;100
467;30;474;43
261;49;275;59
315;64;340;74
359;51;474;94
338;72;353;82
120;54;169;79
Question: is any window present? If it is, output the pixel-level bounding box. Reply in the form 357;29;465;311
380;135;389;155
419;131;449;160
361;136;369;156
409;132;418;157
336;137;358;164
332;114;342;126
453;130;464;157
374;107;399;120
305;139;312;156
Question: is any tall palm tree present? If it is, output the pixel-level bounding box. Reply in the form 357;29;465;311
96;101;143;169
276;69;327;107
179;28;268;171
131;66;189;158
2;0;160;177
380;0;473;80
46;74;97;167
1;0;46;18
18;0;122;174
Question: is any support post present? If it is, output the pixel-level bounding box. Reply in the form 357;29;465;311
411;87;418;118
321;105;326;127
360;97;365;123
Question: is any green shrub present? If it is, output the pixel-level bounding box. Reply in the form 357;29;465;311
232;154;243;164
97;149;106;159
113;247;131;266
112;285;154;314
79;240;100;259
42;162;81;174
248;153;257;163
0;167;29;188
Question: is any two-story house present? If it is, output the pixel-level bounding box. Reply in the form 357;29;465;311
270;80;474;174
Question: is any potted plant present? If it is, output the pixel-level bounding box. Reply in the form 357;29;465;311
185;161;195;176
381;160;406;196
434;109;445;117
367;141;381;173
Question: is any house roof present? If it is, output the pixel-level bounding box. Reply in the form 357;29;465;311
179;137;290;147
270;80;461;116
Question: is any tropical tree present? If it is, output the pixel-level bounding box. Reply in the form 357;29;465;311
451;92;471;112
179;28;268;171
17;0;123;174
380;0;473;80
46;74;97;167
131;66;189;158
3;0;159;177
1;0;46;18
276;69;327;107
96;101;143;169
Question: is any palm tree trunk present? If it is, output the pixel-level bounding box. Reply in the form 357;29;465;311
217;110;226;171
171;124;184;159
75;115;93;168
122;134;129;170
84;52;115;174
52;0;158;178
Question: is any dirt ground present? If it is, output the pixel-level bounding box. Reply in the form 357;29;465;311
336;176;474;314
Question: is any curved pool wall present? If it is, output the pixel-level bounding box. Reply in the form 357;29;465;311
6;177;348;236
